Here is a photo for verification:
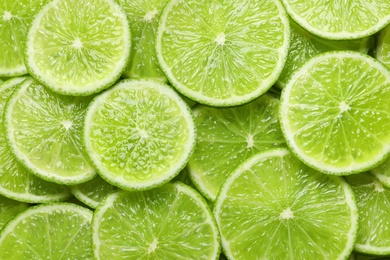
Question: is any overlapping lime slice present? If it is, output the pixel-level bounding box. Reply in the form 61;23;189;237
25;0;131;95
376;25;390;69
93;182;220;259
280;51;390;175
4;77;96;184
0;203;93;259
214;148;358;259
188;94;285;201
0;194;28;230
156;0;290;106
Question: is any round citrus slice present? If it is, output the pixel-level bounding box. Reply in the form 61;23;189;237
280;51;390;175
0;203;93;259
371;157;390;187
25;0;131;95
116;0;168;81
188;94;285;201
214;148;358;259
0;77;70;202
0;194;28;230
84;79;195;190
376;25;390;69
4;77;96;185
156;0;290;106
93;182;220;259
281;0;390;40
346;172;390;255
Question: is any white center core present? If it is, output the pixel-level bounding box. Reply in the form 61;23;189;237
215;32;226;45
144;9;158;22
339;101;350;113
279;207;294;220
3;11;12;21
138;129;148;139
72;38;83;49
246;134;254;148
62;120;73;130
148;238;158;254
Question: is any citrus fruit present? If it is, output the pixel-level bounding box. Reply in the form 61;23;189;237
376;25;390;69
0;194;28;230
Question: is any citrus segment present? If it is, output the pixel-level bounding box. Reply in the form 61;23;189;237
371;157;390;188
0;195;28;230
377;25;390;69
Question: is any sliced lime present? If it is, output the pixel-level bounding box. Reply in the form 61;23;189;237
4;77;96;185
93;182;220;259
188;94;285;201
84;79;195;190
25;0;131;95
156;0;290;106
280;51;390;175
0;203;93;259
376;25;390;69
214;148;358;259
0;194;28;230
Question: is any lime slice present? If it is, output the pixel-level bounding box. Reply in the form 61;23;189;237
281;0;390;40
280;51;390;175
277;20;371;88
376;25;390;68
172;167;194;188
156;0;290;106
371;157;390;187
93;182;220;259
4;77;96;185
188;94;285;201
0;194;28;230
214;148;358;259
0;0;50;76
25;0;131;96
70;175;118;209
117;0;168;81
84;79;195;190
0;203;93;259
0;77;70;202
346;172;390;255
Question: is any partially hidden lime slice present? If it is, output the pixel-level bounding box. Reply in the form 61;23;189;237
116;0;168;81
93;182;220;259
0;194;28;230
371;157;390;188
0;0;50;77
214;148;358;259
0;77;70;202
188;94;285;201
84;79;195;191
0;203;93;259
25;0;131;96
346;172;390;255
4;77;96;185
70;175;118;209
376;25;390;69
280;51;390;175
156;0;290;106
281;0;390;40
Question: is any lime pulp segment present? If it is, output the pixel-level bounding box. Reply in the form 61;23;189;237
156;0;290;106
84;79;196;191
0;194;28;230
93;182;220;259
214;148;358;260
377;25;390;69
25;0;131;95
280;51;390;175
371;156;390;188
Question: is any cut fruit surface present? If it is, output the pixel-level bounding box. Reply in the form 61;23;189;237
377;25;390;69
156;0;290;106
371;157;390;188
0;194;28;230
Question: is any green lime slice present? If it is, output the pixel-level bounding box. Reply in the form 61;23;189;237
84;79;195;191
0;77;70;202
116;0;168;81
70;175;118;209
0;0;50;77
371;157;390;187
25;0;131;96
4;77;96;185
280;51;390;175
0;203;93;259
281;0;390;40
93;182;220;259
172;167;194;188
0;194;28;230
346;172;390;255
214;148;358;259
377;25;390;69
188;94;285;201
277;20;371;88
156;0;290;106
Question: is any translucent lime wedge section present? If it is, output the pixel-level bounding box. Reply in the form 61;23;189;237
93;183;220;259
188;94;285;201
84;79;195;190
377;25;390;69
371;157;390;187
280;51;390;175
214;148;358;260
25;0;131;95
156;0;290;106
0;195;28;230
0;203;93;259
346;172;390;255
5;77;96;184
282;0;390;39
